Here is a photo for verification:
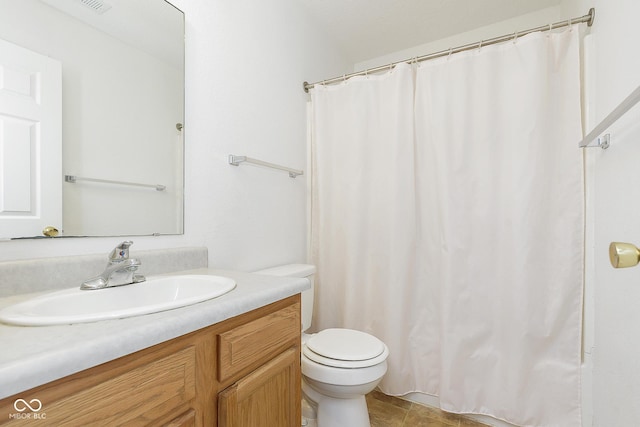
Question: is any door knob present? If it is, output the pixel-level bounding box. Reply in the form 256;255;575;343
42;226;59;237
609;242;640;268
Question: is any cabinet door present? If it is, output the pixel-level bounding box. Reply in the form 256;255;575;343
218;302;300;383
218;346;301;427
0;346;196;427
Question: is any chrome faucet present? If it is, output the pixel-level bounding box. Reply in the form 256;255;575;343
81;241;146;290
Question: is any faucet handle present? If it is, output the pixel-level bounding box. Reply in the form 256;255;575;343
109;241;134;263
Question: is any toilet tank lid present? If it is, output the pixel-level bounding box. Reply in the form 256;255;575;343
255;263;316;278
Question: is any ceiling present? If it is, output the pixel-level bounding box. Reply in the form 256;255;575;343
295;0;562;63
40;0;183;68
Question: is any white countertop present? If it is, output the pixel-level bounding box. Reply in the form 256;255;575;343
0;268;309;400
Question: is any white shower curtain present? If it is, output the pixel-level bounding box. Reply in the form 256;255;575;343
311;29;583;427
310;64;418;340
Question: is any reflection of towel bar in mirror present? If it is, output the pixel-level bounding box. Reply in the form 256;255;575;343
64;175;166;191
228;155;304;178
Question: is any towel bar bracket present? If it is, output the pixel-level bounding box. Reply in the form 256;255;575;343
583;133;610;150
598;134;610;149
582;133;610;150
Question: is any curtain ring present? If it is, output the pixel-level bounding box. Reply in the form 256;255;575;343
448;48;453;60
512;31;518;44
478;40;483;51
568;18;573;30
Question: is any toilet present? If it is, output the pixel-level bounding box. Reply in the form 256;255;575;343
256;264;389;427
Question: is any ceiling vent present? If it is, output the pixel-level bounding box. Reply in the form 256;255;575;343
76;0;112;14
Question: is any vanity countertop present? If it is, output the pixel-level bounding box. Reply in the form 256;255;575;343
0;268;309;400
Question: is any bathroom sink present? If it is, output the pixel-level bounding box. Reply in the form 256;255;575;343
0;275;236;326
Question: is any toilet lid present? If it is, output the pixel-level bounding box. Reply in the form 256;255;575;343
304;328;387;368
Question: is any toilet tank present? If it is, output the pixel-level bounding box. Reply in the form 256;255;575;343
255;264;315;332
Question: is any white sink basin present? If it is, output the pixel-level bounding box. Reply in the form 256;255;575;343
0;275;236;326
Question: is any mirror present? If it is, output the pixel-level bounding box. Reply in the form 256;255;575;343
0;0;184;238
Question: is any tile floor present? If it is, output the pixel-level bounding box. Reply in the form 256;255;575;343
366;390;489;427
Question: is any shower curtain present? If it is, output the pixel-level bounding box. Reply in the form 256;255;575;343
310;29;583;427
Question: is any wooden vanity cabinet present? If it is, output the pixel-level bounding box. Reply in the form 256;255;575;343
0;295;301;427
218;347;300;427
217;303;301;427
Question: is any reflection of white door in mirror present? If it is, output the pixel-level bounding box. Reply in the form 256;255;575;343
0;39;62;238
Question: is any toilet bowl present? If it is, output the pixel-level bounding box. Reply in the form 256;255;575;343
302;328;389;426
255;264;389;427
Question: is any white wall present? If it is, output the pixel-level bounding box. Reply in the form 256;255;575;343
561;1;640;426
0;0;349;273
354;7;564;71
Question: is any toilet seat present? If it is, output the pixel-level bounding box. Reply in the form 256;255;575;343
304;328;389;369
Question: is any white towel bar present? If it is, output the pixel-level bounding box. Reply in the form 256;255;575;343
579;84;640;149
64;175;166;191
228;155;303;178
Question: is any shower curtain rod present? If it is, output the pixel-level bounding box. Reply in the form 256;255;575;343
303;8;595;93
